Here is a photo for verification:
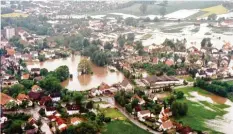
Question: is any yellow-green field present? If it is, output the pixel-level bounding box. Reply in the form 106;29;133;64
1;12;28;18
200;5;228;17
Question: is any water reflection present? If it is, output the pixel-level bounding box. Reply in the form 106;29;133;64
27;55;124;91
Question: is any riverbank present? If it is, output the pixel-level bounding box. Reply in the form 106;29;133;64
174;87;232;133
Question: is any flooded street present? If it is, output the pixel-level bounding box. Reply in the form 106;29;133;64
27;55;124;91
187;91;233;134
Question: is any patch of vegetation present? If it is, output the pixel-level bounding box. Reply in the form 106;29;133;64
103;120;150;134
174;87;230;133
100;108;127;120
1;12;28;18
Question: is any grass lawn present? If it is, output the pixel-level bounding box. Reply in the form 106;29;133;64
103;120;150;134
1;12;28;18
177;75;194;82
226;80;233;85
174;87;230;133
100;108;127;120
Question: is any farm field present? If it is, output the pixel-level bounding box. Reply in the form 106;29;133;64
174;87;231;133
200;5;229;17
1;12;28;18
103;120;150;134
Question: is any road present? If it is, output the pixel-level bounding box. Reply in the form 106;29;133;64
90;96;160;134
4;105;52;134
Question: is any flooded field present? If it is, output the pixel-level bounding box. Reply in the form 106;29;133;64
27;55;125;91
187;91;233;134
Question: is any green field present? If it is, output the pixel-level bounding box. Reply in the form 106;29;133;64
174;87;230;133
1;12;28;18
90;1;222;16
103;120;150;134
100;108;127;120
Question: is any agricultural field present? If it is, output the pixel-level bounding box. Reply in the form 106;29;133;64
200;5;229;17
103;120;150;134
1;12;28;18
174;87;231;133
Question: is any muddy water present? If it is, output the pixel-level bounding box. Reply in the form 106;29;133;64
189;91;233;134
26;55;124;91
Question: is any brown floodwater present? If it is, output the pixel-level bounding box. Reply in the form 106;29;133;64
26;55;124;91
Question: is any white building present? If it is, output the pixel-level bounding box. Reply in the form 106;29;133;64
45;107;56;116
4;26;15;40
137;110;154;122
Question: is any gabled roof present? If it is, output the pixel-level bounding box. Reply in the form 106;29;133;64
138;110;150;115
121;78;130;87
17;93;29;101
66;104;80;111
0;93;15;105
162;120;173;129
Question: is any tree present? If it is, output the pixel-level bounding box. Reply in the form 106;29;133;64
20;80;34;89
8;84;26;98
38;54;46;62
127;33;135;42
73;92;84;105
160;6;166;17
117;35;126;48
208;14;217;20
171;101;188;117
131;98;139;108
8;120;23;133
104;42;113;50
140;3;148;14
5;101;18;110
39;76;62;92
176;91;184;99
76;121;99;134
91;51;110;66
55;65;69;81
78;58;92;74
125;103;133;113
86;100;94;109
125;17;137;26
40;68;48;76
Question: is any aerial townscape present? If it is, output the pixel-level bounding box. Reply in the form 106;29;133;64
0;0;233;134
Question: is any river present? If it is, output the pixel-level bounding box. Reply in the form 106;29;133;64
26;54;125;91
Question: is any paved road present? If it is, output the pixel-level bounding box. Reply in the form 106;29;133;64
4;105;52;134
90;96;160;134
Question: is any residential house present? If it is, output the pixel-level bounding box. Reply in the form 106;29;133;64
205;68;217;77
3;79;19;87
89;88;103;97
31;85;42;92
148;94;157;102
120;78;133;92
152;57;158;64
176;68;188;75
21;73;30;80
159;107;172;118
31;68;40;76
16;93;32;106
50;92;61;102
159;120;174;131
45;107;56;116
0;93;16;109
137;110;154;122
131;95;145;105
28;91;43;101
165;59;174;66
70;117;83;125
30;51;38;59
99;82;111;91
39;96;52;106
5;48;15;56
195;70;207;78
66;104;80;115
28;117;39;130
